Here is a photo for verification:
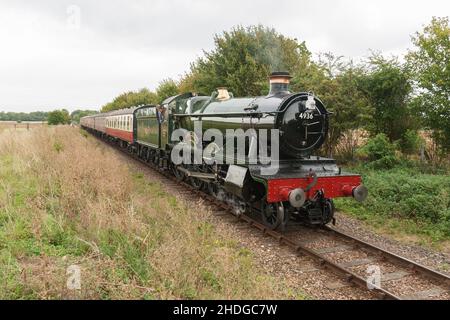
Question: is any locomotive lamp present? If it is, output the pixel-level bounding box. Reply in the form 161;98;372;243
216;87;231;101
306;94;317;111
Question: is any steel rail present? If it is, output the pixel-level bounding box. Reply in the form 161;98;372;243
323;226;450;287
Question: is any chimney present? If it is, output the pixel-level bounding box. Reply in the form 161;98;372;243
269;71;292;95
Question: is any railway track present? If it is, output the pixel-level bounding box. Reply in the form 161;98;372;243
95;134;450;300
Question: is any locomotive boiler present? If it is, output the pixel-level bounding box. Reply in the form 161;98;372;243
177;72;328;159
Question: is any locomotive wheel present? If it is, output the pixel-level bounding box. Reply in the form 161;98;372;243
322;199;335;225
149;150;155;163
172;165;185;181
140;148;147;161
207;182;219;198
262;202;287;230
153;154;160;167
189;177;203;190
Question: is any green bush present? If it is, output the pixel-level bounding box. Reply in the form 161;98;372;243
47;109;70;125
366;155;399;170
400;129;422;155
335;167;450;241
358;134;399;169
359;134;396;160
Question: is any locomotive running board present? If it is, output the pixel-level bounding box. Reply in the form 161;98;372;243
176;166;216;180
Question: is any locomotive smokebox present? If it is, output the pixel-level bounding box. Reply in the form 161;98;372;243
269;71;292;95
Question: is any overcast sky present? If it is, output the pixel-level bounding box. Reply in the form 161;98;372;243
0;0;448;112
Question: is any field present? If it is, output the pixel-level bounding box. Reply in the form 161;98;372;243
0;121;47;132
0;126;294;299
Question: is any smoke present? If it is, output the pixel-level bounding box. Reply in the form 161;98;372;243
253;26;288;72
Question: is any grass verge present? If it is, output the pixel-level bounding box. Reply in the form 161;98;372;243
0;126;297;299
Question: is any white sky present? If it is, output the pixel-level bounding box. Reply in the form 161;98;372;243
0;0;448;112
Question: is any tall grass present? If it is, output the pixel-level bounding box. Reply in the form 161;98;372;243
0;126;289;299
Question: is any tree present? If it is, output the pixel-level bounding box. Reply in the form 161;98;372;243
407;17;450;151
357;54;414;142
48;109;70;125
70;110;98;123
185;25;314;96
101;88;159;112
0;111;49;122
156;79;179;102
178;71;201;94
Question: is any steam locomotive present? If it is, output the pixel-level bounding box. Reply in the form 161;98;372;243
81;72;367;230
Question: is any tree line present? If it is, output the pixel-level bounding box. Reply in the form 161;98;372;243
0;111;49;122
0;110;98;125
100;17;449;158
